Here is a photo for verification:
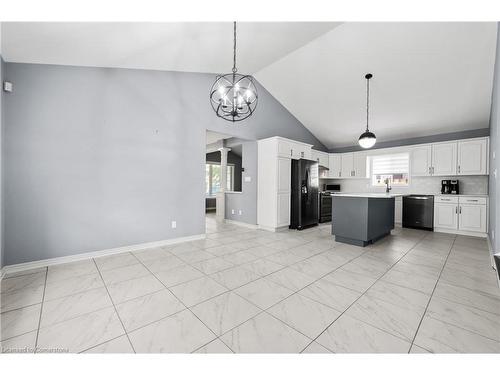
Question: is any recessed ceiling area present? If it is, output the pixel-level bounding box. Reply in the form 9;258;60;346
255;22;498;149
1;22;339;74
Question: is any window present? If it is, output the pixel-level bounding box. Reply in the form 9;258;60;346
205;163;234;196
370;153;409;187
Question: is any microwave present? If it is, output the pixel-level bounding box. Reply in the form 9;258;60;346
324;184;341;192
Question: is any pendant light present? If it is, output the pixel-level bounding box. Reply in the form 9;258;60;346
358;73;377;149
210;22;258;122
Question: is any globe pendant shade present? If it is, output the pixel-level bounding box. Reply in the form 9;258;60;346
358;131;377;149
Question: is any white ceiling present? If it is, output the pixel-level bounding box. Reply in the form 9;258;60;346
255;22;498;149
2;22;497;149
206;130;231;145
1;22;338;74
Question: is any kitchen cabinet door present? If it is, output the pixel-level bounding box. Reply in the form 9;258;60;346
434;203;458;230
277;139;293;158
432;142;457;176
341;153;354;178
457;138;488;175
353;152;368;178
277;157;291;194
277;193;291;227
411;145;432;176
329;154;342;178
458;204;487;233
394;197;402;225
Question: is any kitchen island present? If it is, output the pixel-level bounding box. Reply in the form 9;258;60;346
331;193;402;247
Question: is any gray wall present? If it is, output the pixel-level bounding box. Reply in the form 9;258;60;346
2;62;326;266
225;141;258;225
330;128;490;153
206;150;242;192
489;23;500;258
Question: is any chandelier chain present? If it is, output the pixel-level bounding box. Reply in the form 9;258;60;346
232;21;237;74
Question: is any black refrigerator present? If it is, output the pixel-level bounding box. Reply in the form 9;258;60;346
289;159;319;230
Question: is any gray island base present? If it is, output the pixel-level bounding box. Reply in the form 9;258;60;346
331;194;397;247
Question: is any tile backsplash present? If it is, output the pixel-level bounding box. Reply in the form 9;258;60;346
321;176;488;195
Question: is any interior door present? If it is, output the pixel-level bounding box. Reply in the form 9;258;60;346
432;142;457;176
411;145;432;176
457;139;488;175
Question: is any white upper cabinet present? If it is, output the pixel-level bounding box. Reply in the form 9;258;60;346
276;138;312;160
432;142;457;176
353;152;368;178
411;145;432;176
310;150;329;167
328;154;342;178
341;153;354;178
457;138;489;175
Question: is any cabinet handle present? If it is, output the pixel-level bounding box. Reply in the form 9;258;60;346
455;206;458;214
442;198;450;201
468;199;479;202
432;166;435;174
339;172;341;177
458;165;460;173
459;206;462;214
428;166;431;175
301;151;304;158
290;149;293;156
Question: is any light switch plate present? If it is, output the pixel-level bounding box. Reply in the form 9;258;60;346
231;209;235;214
3;81;13;92
171;221;177;229
244;176;251;182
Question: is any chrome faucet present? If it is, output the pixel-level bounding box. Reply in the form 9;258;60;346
385;178;392;194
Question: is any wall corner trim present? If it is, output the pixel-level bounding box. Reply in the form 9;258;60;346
0;233;206;278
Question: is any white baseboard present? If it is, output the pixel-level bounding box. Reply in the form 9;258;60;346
434;228;487;238
258;224;289;232
1;234;205;277
224;219;259;229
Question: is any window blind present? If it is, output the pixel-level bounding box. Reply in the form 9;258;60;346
371;153;409;174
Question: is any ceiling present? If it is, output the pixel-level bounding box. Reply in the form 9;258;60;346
1;22;338;74
255;22;498;149
206;130;231;145
2;22;497;149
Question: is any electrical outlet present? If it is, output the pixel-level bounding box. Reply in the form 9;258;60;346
171;221;177;229
238;210;242;215
231;209;235;214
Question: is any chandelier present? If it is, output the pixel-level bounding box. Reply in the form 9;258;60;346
210;22;258;122
358;73;377;149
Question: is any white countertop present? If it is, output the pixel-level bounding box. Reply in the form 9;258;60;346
333;193;404;198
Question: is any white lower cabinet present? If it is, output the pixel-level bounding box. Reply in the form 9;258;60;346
277;193;291;227
458;204;487;233
433;196;487;236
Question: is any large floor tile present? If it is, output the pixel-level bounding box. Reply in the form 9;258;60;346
268;293;342;338
220;250;260;265
440;265;500;295
340;256;391;279
365;280;430;310
94;252;138;272
210;265;261;289
141;254;185;274
128;310;216;353
414;316;500;353
176;250;215;264
40;287;112;328
380;262;440;295
154;264;204;287
301;341;332;353
220;312;310;353
170;276;228;307
265;267;315;291
83;335;135;353
100;263;150;285
106;275;165;304
192;257;235;275
37;306;124;353
299;277;361;312
242;258;285;277
265;250;303;266
426;297;500;341
346;294;424;341
316;314;411;353
289;257;337;279
47;259;97;284
2;267;46;280
323;268;377;293
44;273;104;301
0;330;37;353
115;289;185;332
0;304;41;340
191;292;261;336
1;272;46;294
133;247;171;262
434;281;500;315
234;278;294;309
1;284;45;313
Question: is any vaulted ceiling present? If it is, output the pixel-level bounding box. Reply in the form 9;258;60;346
2;22;497;149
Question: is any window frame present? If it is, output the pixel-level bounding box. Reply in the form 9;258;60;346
368;152;410;188
205;162;235;196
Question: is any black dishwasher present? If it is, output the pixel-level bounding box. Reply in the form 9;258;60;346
402;195;434;231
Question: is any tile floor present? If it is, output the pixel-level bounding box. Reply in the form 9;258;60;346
1;216;500;353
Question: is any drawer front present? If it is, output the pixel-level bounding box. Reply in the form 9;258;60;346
459;197;487;205
435;196;459;204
